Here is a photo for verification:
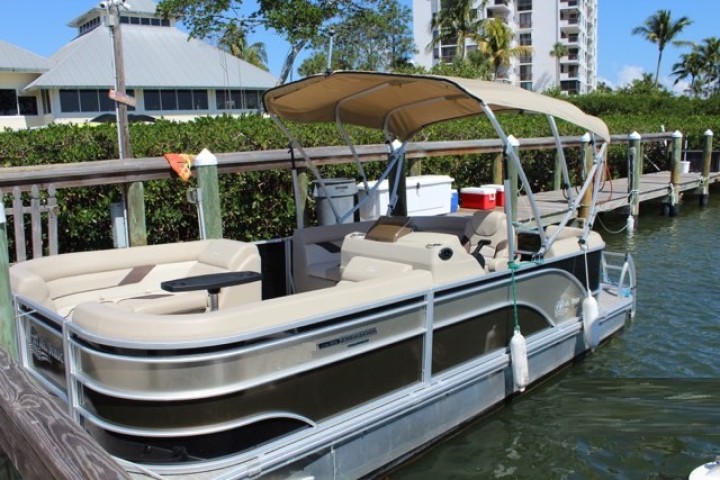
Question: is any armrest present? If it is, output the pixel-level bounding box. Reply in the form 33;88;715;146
161;271;262;294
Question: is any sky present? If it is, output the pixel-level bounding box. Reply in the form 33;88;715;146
0;0;717;91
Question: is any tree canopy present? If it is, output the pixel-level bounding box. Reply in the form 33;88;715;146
157;0;414;84
631;9;692;88
299;0;414;76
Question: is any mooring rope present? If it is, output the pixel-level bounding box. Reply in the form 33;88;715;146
595;213;629;235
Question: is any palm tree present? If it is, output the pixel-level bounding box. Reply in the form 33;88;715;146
218;24;269;72
475;18;531;80
671;50;705;96
549;41;568;86
631;9;692;88
696;37;720;94
428;0;487;62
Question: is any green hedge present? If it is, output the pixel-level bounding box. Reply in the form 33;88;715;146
1;102;718;258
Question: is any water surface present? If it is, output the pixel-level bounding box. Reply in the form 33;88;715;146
391;197;720;479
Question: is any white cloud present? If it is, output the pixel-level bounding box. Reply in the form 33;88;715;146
616;65;645;87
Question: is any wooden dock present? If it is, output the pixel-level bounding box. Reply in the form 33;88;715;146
514;170;720;225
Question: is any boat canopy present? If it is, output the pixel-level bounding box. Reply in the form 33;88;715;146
263;71;610;142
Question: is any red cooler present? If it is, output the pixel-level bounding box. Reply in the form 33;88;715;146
482;184;505;207
460;187;496;210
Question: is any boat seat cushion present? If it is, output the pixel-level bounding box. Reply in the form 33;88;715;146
72;270;434;343
10;239;261;317
340;256;413;282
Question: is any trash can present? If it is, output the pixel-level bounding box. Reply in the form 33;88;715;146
313;178;358;225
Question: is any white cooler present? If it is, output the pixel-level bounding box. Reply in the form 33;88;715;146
357;175;454;220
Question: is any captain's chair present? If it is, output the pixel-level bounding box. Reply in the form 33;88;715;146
462;210;510;271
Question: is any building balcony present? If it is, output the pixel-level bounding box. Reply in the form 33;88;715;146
560;18;580;33
560;71;580;81
560;0;580;13
562;53;580;64
487;0;511;14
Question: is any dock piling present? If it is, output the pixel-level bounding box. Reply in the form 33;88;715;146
493;152;503;185
0;200;17;361
195;149;223;239
666;131;683;216
700;130;714;207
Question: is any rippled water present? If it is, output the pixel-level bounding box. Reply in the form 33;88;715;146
391;195;720;479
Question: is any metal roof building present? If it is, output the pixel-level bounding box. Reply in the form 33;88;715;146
25;25;277;90
0;0;278;130
0;40;50;73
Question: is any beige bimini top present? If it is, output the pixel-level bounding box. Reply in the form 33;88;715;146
262;71;610;142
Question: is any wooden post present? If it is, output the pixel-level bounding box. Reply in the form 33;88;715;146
195;149;223;239
628;131;642;219
667;130;683;217
409;158;422;177
506;135;520;223
0;200;18;362
700;129;713;207
126;183;147;246
297;169;310;226
493;153;504;185
578;133;593;223
108;3;147;246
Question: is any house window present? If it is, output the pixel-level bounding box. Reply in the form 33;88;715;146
59;90;80;112
60;89;136;113
243;91;260;110
161;90;177;110
19;96;38;115
216;90;264;110
519;12;532;28
520;65;532;81
517;0;532;12
193;90;209;110
145;89;208;111
216;90;241;109
79;90;100;112
519;33;532;47
144;89;161;110
0;90;18;116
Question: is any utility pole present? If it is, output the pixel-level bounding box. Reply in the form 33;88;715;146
107;1;131;160
105;0;147;245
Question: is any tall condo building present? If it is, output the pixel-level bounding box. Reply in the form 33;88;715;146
413;0;598;94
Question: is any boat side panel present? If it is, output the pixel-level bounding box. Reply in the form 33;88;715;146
73;307;425;399
79;337;423;456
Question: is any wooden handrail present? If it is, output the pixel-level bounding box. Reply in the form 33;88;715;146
0;133;675;192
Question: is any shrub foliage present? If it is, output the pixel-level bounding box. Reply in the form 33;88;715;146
1;95;718;256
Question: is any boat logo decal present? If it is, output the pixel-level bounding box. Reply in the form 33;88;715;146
29;327;64;364
317;328;378;350
554;296;581;319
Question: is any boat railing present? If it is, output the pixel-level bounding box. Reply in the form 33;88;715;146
601;251;636;300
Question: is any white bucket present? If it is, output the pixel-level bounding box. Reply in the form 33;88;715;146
680;160;691;174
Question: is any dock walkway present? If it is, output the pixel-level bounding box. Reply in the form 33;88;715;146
514;170;720;224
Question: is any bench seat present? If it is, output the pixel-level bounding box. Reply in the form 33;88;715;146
10;239;261;317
